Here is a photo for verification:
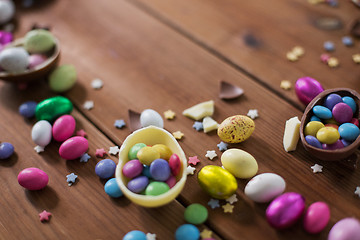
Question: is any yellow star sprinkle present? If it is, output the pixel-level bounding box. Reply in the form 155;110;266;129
308;0;325;4
222;203;234;213
292;46;305;57
328;57;339;68
286;51;298;62
172;131;184;140
280;80;292;90
200;229;213;239
164;110;176;120
352;54;360;64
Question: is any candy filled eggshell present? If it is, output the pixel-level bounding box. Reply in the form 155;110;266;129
244;173;286;203
221;148;258;179
217;115;255;143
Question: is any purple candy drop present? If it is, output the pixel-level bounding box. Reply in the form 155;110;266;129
305;135;322;149
0;31;13;45
332;103;353;124
322;140;344;150
266;192;305;229
127;175;149;193
324;93;342;111
150;159;170;181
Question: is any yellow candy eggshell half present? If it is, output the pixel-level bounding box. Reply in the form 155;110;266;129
198;165;238;199
221;149;258;179
115;126;187;207
217;115;255;143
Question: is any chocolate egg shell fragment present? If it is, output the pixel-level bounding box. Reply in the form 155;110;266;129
35;96;73;122
300;88;360;161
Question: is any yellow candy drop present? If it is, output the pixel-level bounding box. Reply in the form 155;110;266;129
152;144;172;160
316;127;340;144
136;146;160;165
198;165;237;199
304;121;325;136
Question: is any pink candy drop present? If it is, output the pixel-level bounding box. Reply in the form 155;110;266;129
295;77;324;105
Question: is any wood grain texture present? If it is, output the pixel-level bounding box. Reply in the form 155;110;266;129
1;0;358;239
133;0;360;109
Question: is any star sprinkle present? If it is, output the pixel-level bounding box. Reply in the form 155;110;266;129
280;80;291;90
193;121;203;131
95;148;107;157
208;199;220;209
217;141;228;151
76;129;87;137
164;110;176;120
354;186;360;197
292;46;305;57
91;78;103;89
83;100;94;110
146;233;157;240
286;51;298;62
172;131;184;140
80;153;91;163
186;165;196;175
311;164;323;173
188;156;200;166
39;210;51;222
352;54;360;64
205;150;217;160
66;173;78;186
328;57;339;67
247;109;259;119
109;146;120;155
114;119;126;129
222;203;234;213
34;145;44;153
226;194;238;204
200;229;213;239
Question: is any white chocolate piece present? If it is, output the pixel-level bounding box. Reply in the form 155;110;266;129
283;116;301;152
203;116;219;133
182;100;214;120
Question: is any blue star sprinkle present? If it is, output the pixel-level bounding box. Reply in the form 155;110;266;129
114;119;126;129
80;153;91;163
217;141;228;151
342;36;353;47
208;198;220;209
323;41;335;52
192;121;203;131
66;173;78;186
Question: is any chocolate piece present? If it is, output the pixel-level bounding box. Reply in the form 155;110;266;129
128;109;141;132
219;81;244;100
350;19;360;38
300;88;360;161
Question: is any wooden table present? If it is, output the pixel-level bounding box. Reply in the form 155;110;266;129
1;0;359;239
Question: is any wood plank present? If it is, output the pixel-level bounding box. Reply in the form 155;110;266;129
0;82;200;239
10;0;360;239
132;0;360;108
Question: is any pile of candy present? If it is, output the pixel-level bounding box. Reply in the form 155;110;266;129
304;93;360;150
0;29;56;73
123;143;181;196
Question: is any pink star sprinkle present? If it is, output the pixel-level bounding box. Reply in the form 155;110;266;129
188;156;200;166
95;148;107;157
39;210;51;222
76;129;87;137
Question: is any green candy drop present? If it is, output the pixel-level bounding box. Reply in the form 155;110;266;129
24;29;56;53
184;203;208;225
128;143;146;160
49;64;77;92
145;181;169;196
35;96;73;122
